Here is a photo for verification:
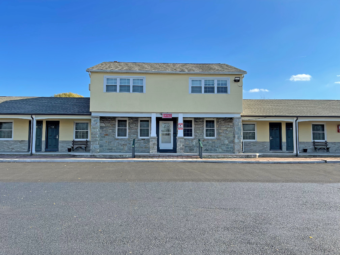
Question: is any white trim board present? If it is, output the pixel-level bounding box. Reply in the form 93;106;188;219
91;112;241;118
35;115;91;120
0;115;32;119
242;117;296;122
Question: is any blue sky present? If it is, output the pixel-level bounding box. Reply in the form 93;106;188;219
1;0;339;99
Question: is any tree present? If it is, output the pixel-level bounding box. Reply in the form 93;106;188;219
54;92;83;98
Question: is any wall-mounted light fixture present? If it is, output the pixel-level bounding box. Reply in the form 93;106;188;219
234;77;240;82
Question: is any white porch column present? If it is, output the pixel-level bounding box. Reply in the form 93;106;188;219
177;114;184;153
151;113;156;137
178;113;183;137
293;118;296;155
150;113;157;153
32;116;36;154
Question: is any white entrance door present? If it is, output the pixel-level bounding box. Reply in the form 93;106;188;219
159;121;173;150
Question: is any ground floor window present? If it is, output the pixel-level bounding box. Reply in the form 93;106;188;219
243;124;256;141
139;119;150;138
74;122;89;140
0;122;13;139
117;119;128;138
312;124;325;141
205;119;216;138
184;120;193;138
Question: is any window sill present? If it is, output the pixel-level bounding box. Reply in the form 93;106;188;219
0;138;13;140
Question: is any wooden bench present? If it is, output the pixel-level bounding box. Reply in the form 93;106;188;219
71;140;88;151
313;141;330;152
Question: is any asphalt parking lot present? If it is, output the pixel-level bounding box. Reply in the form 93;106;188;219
0;163;339;254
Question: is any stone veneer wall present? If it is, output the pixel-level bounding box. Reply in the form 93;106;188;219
183;118;234;153
299;142;340;153
243;141;288;153
0;140;28;152
99;117;150;153
59;141;91;152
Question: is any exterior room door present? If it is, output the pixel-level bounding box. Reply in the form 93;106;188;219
159;121;173;150
45;121;59;151
35;121;43;152
269;123;282;151
286;123;294;151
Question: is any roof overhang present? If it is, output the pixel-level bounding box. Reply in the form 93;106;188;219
86;69;247;75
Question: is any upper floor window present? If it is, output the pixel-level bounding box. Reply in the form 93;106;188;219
0;122;13;139
189;78;230;94
104;76;145;93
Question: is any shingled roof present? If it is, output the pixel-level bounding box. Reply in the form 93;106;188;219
86;62;247;74
242;99;340;117
0;97;90;115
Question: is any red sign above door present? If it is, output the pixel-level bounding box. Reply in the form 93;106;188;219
162;113;172;119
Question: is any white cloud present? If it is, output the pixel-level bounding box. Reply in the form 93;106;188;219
335;82;340;84
249;88;269;93
337;75;340;77
289;74;311;81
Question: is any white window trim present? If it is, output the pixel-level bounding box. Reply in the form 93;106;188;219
311;123;327;142
242;122;257;141
116;118;129;138
189;77;230;94
204;118;216;139
0;120;14;140
138;118;150;139
103;76;146;93
183;118;194;139
73;121;90;141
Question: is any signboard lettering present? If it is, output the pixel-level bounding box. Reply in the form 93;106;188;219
178;123;183;130
162;113;172;119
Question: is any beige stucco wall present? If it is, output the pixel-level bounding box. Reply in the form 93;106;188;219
242;121;288;142
90;72;243;113
298;121;340;142
0;119;30;140
41;119;91;142
1;118;92;141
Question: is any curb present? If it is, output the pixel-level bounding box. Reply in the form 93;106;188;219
0;159;329;164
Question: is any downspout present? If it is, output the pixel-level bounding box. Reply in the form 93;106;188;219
30;115;34;155
295;117;299;157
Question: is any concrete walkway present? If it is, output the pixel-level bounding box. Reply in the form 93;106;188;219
0;155;340;163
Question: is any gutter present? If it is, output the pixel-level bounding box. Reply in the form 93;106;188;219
0;113;91;116
86;69;247;75
241;115;340;118
30;115;34;156
295;117;299;157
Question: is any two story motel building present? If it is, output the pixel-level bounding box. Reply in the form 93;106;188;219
1;62;340;156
